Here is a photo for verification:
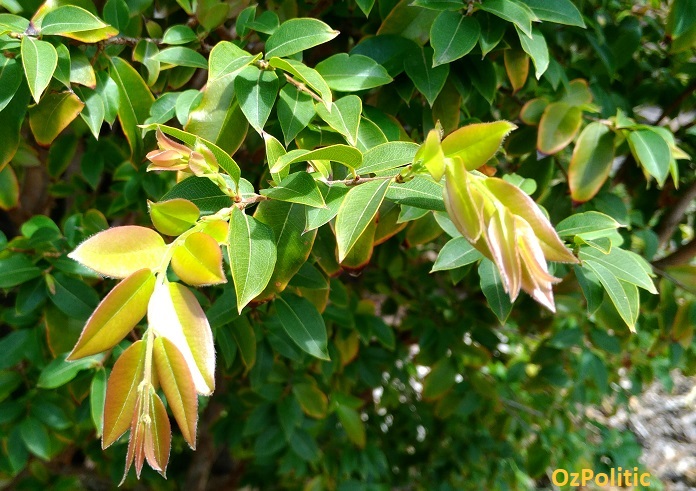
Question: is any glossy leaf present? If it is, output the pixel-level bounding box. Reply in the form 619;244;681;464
627;129;671;186
69;226;166;278
357;141;419;175
261;172;326;208
581;261;639;331
478;259;512;324
277;84;316;145
568;122;615;202
579;247;656;294
149;281;216;395
305;183;350;231
441;121;517;170
479;0;535;38
171;232;226;286
272;145;363;175
519;0;585;27
228;206;277;312
0;165;19;210
335;178;391;261
517;26;549;79
149;198;200;236
504;48;529;93
68;269;155;360
275;293;330;360
430;12;480;66
268;57;332;110
537;102;582;155
315;95;362;146
432;236;483;272
28;92;84;146
40;6;117;42
404;47;449;106
152;47;208;69
0;57;22;113
153;337;198;448
234;65;279;134
265;18;339;59
110;58;154;159
102;340;146;448
21;36;58;103
315;53;392;91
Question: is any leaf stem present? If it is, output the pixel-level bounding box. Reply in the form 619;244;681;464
282;73;324;104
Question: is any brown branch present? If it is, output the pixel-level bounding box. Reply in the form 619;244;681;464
282;73;324;104
654;80;696;125
653;238;696;268
655;180;696;247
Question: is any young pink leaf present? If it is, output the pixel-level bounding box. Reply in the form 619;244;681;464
103;340;147;448
68;226;167;278
443;158;485;242
148;282;216;395
170;232;226;286
144;391;171;476
484;209;521;300
68;269;155;360
153;337;198;448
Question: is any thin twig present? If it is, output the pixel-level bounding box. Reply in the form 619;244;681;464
653;238;696;269
654;80;696;125
282;73;324;104
656;180;696;247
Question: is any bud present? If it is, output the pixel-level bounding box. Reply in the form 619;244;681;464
146;129;191;172
188;143;219;176
443;158;577;311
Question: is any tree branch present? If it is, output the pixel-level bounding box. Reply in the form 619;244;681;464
653;80;696;125
653;238;696;268
655;180;696;247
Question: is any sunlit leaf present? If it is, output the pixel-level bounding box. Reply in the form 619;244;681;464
171;232;226;286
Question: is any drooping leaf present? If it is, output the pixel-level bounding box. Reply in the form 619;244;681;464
627;129;671;186
265;18;339;59
516;26;549;79
228;207;277;312
21;36;58;103
0;81;29;171
68;269;155;360
432;236;483;272
37;353;100;389
479;0;536;38
579;246;657;294
0;56;23;113
90;369;107;437
110;58;154;159
28;92;84;146
568;122;615;202
153;337;198;448
171;232;226;286
404;47;449;106
275;293;330;360
335;179;391;262
335;404;366;448
504;48;529;93
102;340;146;448
149;281;216;395
0;165;19;210
581;261;639;331
430;11;480;66
277;84;316;146
518;0;585;27
478;258;512;324
69;226;166;278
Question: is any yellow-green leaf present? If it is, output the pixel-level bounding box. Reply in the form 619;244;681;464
28;91;84;146
68;269;155;360
69;226;166;278
568;122;615;202
144;391;171;475
149;282;216;395
537;102;582;155
102;340;146;448
21;36;57;103
149;198;200;236
171;232;226;286
153;337;197;449
292;383;328;419
504;48;529;94
441;121;517;170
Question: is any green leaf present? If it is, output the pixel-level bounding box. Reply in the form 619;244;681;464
335;404;366;448
272;145;363;175
103;0;129;31
20;417;51;460
0;81;29;171
293;383;328;418
149;198;199;236
627;129;671;186
141;124;241;184
356;141;419;174
110;57;154;159
265;18;339;59
37;353;100;389
261;172;325;208
0;13;29;33
386;176;445;211
21;36;58;103
315;95;362;146
478;259;512;324
518;0;585;28
574;265;603;315
568;123;615;202
516;26;549;79
0;255;42;288
275;293;330;360
468;56;497;103
430;11;480;66
228;207;277;312
48;272;99;320
335;179;391;261
234;65;279;134
351;34;418;77
230;316;256;369
305;183;350;231
315;54;392;91
556;212;621;240
268;57;332;110
277;84;316;146
161;176;232;215
581;261;639;331
404;47;449;106
152;47;208;69
479;0;536;38
377;0;439;45
478;13;506;57
431;236;483;272
422;359;457;400
579;246;657;294
441;121;517;170
28;92;85;146
90;369;107;437
254;201;316;300
0;56;22;113
537;102;582;155
0;165;19;210
162;25;198;45
40;6;117;42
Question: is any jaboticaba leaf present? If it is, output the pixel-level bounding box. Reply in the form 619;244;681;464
102;340;146;448
568;122;615;202
145;391;172;476
578;246;657;294
234;65;279;134
228;207;277;312
28;92;85;146
556;211;621;240
483;178;577;264
171;232;226;286
275;293;330;360
268;57;332;111
335;178;391;262
264;18;339;59
148;281;216;395
293;383;328;418
315;53;392;92
404;47;449;106
356;141;419;175
153;337;197;449
415;128;446;181
260;172;326;208
627;129;671;186
271;145;363;175
68;269;155;360
315;96;362;146
335;404;366;448
277;84;316;146
254;200;316;301
149;198;200;236
69;226;167;278
520;98;548;126
478;259;512;323
40;6;117;42
504;48;529;93
21;36;58;104
537;102;582;155
443;159;485;242
430;11;480;66
441;121;517;170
